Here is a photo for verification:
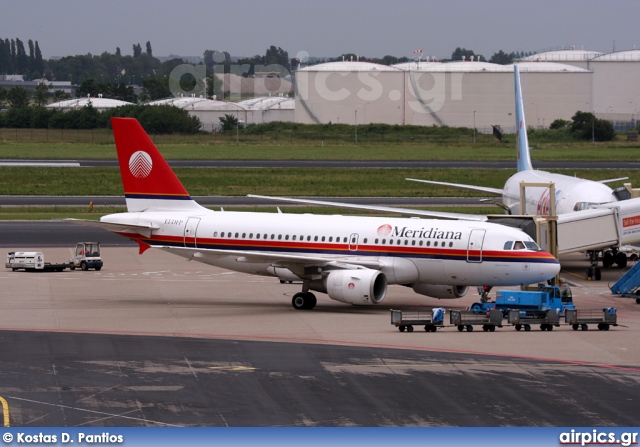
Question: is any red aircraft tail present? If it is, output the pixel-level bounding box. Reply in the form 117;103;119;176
111;118;204;212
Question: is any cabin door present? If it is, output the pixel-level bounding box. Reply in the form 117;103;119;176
466;229;485;263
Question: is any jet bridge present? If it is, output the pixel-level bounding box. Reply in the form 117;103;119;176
485;181;636;282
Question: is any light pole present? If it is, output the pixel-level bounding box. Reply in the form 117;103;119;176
473;111;476;144
354;109;358;143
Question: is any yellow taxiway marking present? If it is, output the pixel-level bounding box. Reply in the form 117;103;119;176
0;396;9;427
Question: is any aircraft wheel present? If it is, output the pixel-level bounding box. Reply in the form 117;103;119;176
292;292;316;310
603;251;614;268
615;252;628;269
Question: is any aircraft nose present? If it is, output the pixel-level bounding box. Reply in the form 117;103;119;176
538;254;561;281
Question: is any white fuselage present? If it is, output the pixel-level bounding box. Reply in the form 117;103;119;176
503;170;618;215
103;209;560;287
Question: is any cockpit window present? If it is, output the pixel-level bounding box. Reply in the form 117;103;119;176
513;241;526;250
574;202;605;212
524;241;541;251
503;241;514;250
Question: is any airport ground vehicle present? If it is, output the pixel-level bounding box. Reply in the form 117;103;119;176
470;284;574;316
609;260;640;304
6;251;71;272
69;242;103;271
391;308;445;332
565;308;618;331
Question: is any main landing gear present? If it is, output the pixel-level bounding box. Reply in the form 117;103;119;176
292;292;317;310
587;249;628;281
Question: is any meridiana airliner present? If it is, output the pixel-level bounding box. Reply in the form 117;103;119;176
68;118;559;310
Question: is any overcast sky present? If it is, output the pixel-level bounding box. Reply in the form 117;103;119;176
2;0;638;61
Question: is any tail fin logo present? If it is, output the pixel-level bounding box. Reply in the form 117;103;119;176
129;151;153;178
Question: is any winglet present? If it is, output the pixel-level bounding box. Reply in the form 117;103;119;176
514;65;533;172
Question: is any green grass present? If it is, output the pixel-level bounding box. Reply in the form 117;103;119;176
0;128;639;161
1;166;639;197
0;205;503;221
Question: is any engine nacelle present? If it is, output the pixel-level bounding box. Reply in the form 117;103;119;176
412;283;468;299
310;269;387;305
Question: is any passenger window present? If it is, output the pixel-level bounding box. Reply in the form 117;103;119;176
307;236;311;241
292;235;296;241
411;240;416;246
278;235;282;240
314;236;318;241
382;239;386;244
249;233;253;238
271;234;275;240
449;242;453;247
256;234;260;239
242;233;246;238
427;241;431;247
285;235;289;240
419;241;423;246
343;237;348;243
329;237;333;242
322;236;325;242
363;238;368;243
213;231;218;237
404;240;408;246
221;232;225;237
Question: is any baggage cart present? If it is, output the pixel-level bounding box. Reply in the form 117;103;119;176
565;308;617;331
507;309;560;331
449;309;503;332
391;308;445;332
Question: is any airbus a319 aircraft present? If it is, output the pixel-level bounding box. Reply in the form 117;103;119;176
69;118;559;310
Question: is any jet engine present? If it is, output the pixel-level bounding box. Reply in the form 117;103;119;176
411;284;468;299
310;269;387;305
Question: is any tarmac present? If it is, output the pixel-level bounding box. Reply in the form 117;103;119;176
0;246;639;426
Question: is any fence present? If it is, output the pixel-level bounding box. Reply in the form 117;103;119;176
0;127;499;145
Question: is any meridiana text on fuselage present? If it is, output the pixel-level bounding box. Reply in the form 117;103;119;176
385;225;463;240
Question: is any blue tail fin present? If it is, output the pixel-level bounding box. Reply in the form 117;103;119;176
514;65;533;172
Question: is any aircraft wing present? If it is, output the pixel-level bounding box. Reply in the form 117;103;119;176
599;177;629;184
405;178;504;195
247;194;487;221
64;218;160;238
158;245;384;270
